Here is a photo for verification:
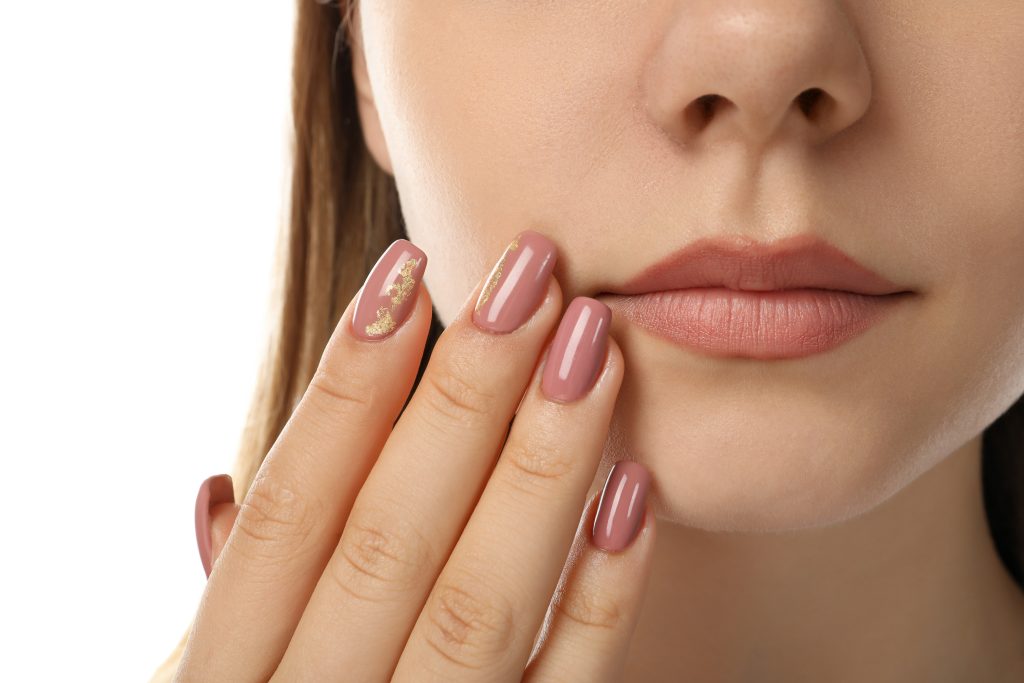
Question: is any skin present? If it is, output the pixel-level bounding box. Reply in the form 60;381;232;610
343;0;1024;680
183;253;652;680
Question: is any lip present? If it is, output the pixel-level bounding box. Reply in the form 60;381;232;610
595;234;916;360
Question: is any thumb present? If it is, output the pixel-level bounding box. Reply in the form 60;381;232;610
195;474;240;578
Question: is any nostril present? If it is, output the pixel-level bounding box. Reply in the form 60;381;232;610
796;87;827;119
682;94;730;136
678;89;830;142
696;93;724;121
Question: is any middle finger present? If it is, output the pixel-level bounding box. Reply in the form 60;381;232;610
274;229;561;681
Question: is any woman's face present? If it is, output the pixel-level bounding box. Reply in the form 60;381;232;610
349;1;1024;532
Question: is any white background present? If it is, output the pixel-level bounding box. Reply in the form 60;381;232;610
0;2;297;679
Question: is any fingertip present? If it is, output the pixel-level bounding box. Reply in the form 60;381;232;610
330;252;434;351
591;460;652;554
605;331;625;375
634;498;656;548
589;327;625;399
404;268;436;332
209;502;241;570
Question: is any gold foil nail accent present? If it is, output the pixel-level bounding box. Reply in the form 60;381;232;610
476;234;521;312
365;307;396;337
364;257;421;337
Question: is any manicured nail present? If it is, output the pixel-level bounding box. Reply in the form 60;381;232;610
541;297;611;403
352;239;428;341
473;230;557;334
592;461;650;552
196;474;235;578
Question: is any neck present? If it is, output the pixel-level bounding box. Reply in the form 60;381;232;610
622;435;1024;681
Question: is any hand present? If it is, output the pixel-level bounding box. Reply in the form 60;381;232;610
180;230;656;682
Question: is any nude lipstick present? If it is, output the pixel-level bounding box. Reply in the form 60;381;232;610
596;234;916;360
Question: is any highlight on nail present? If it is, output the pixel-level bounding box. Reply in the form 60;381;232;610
541;296;612;403
592;461;650;553
472;229;558;334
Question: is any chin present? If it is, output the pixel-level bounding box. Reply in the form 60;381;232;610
603;358;948;535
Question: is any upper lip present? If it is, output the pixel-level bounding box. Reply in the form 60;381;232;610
596;234;913;297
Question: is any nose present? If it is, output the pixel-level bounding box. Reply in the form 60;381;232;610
642;0;872;153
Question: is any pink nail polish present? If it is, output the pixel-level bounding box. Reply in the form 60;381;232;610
592;462;650;553
472;230;557;334
541;297;611;403
195;473;235;578
352;239;427;341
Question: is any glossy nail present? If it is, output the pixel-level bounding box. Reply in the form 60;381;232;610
352;239;428;341
473;230;558;334
541;297;611;402
195;473;235;578
592;461;650;552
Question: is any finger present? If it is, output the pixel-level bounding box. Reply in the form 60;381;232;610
208;500;241;572
274;230;561;681
178;240;432;681
524;477;656;683
393;298;623;682
194;473;235;579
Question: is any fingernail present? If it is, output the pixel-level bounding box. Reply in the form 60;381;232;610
195;474;235;578
472;230;557;334
541;297;611;403
592;461;650;553
352;239;428;341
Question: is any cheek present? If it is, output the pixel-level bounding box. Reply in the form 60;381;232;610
360;4;632;325
886;4;1024;444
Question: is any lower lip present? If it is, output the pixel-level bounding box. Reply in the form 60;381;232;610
599;288;911;360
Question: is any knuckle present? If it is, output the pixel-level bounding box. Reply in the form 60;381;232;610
307;365;377;415
498;439;575;497
422;572;517;670
233;473;321;558
330;505;432;602
551;583;624;632
419;356;495;427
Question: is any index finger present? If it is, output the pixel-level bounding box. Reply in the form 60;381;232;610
178;239;431;682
